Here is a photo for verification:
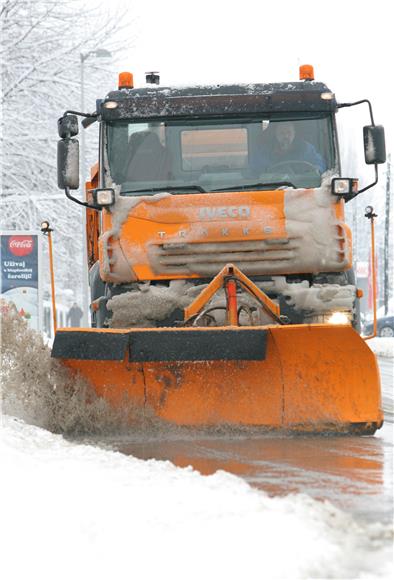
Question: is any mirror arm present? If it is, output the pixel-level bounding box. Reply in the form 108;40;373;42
357;164;379;196
65;187;102;211
64;109;93;119
345;165;379;201
338;99;384;199
337;99;375;126
82;115;97;128
63;110;98;129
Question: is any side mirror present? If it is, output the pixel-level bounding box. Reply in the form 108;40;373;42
58;114;79;138
363;125;386;165
57;138;79;189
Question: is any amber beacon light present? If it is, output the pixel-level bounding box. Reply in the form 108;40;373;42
118;71;134;89
299;64;314;81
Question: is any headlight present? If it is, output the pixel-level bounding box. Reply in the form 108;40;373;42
331;178;359;197
93;188;115;207
327;311;351;325
103;101;118;109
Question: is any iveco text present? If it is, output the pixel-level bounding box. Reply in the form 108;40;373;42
198;206;251;219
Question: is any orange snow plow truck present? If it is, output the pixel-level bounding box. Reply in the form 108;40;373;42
54;65;386;433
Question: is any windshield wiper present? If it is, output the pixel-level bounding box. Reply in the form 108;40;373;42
122;185;207;194
122;181;295;195
211;181;296;192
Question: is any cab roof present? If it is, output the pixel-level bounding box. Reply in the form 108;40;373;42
100;81;336;121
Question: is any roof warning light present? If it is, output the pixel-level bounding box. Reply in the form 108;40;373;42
299;64;314;81
118;72;134;89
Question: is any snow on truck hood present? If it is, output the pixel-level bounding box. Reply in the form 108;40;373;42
99;178;351;282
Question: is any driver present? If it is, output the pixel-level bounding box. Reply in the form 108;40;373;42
253;121;327;174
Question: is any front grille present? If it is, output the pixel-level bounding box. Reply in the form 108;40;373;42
148;238;301;276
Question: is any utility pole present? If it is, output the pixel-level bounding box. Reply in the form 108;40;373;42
80;53;88;327
383;154;391;315
79;49;111;326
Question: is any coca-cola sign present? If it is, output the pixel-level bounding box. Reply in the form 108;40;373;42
8;236;34;257
1;232;41;331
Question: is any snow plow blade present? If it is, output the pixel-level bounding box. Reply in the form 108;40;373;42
52;324;383;433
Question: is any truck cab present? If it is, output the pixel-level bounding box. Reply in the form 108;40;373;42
57;67;386;329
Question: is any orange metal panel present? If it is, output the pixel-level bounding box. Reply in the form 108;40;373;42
63;358;145;407
100;191;287;281
142;333;283;425
58;324;383;432
269;325;383;426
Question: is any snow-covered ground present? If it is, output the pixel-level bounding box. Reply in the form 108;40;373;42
368;337;394;359
1;415;393;580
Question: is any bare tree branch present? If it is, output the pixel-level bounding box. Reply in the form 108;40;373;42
1;0;135;297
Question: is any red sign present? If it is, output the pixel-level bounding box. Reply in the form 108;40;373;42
8;236;34;257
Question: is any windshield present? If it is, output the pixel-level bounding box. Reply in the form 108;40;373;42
106;115;336;195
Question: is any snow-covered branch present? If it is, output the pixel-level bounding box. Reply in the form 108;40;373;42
1;0;135;298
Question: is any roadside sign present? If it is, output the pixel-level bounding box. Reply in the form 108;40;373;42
0;231;43;331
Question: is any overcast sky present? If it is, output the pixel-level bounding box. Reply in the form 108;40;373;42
109;0;392;148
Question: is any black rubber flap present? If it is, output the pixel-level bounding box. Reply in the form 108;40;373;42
52;331;129;361
52;329;267;362
129;329;267;362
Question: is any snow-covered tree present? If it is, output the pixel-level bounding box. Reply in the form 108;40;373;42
1;0;133;304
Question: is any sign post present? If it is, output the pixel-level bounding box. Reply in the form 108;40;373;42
0;231;43;331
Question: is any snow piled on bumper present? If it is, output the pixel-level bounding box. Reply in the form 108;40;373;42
1;416;392;580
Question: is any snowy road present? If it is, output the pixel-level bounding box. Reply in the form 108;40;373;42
113;356;394;526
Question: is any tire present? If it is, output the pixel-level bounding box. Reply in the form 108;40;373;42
379;326;394;338
89;261;109;328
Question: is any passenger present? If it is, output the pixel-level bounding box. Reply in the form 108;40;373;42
251;122;327;174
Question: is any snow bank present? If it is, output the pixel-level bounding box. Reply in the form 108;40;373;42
1;416;392;580
368;338;394;359
0;301;144;434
